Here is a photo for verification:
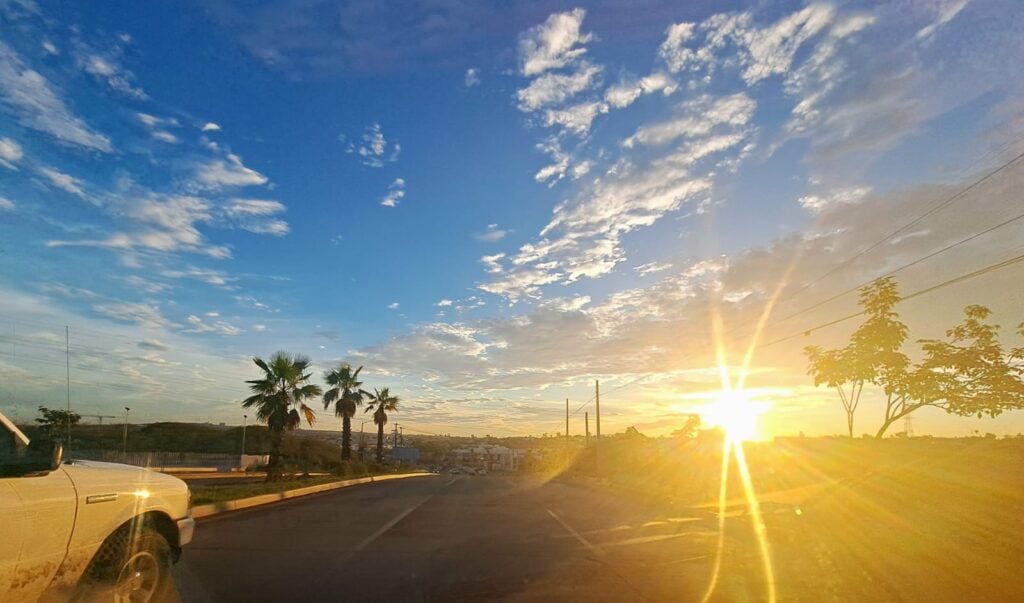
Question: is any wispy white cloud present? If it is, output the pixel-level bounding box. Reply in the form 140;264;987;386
185;314;243;336
79;52;147;99
201;122;221;132
517;62;602;111
380;178;405;207
121;275;170;294
39;166;86;197
473;224;509;243
799;185;871;212
519;8;592;76
193;153;268;189
342;123;399;168
0;136;23;169
137;113;180;143
916;0;970;40
0;196;14;211
223;198;289;236
484;85;756;300
48;194;231;259
634;261;673;276
622;93;756;149
387;302;400;309
542;100;608;136
0;41;112;152
436;299;453;307
464;68;480;87
161;266;235;288
93;301;171;328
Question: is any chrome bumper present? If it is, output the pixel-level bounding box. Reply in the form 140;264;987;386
177;513;196;547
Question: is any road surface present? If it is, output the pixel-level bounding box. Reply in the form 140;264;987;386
169;474;730;601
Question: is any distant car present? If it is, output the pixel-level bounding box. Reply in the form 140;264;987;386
476;468;488;476
1;411;194;602
448;467;459;474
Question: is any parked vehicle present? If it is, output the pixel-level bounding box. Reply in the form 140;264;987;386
476;468;488;476
0;411;194;602
448;467;459;474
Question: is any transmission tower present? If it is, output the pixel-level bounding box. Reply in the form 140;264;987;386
903;415;915;438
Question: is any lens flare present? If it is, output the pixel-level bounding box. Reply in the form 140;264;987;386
703;389;766;442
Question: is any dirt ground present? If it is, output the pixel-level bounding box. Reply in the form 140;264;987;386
563;437;1024;601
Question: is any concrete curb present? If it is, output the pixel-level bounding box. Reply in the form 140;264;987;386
191;472;433;518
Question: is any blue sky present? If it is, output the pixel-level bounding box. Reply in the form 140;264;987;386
2;0;1023;437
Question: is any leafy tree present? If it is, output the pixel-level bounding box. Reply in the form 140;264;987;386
322;363;370;460
365;387;399;463
806;278;1024;437
35;406;80;442
671;414;702;439
805;278;909;437
242;352;322;481
881;305;1024;437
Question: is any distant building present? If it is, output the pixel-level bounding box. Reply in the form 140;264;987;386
448;445;525;472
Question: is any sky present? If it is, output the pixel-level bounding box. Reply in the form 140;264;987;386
1;0;1023;439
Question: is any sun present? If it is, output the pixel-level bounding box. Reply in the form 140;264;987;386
702;389;766;442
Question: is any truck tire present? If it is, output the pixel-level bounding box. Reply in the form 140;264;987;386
79;522;171;603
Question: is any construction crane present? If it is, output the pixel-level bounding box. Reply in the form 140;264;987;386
81;414;117;424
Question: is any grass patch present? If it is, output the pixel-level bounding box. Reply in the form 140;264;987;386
192;474;374;506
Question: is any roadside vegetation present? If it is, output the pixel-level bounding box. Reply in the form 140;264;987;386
242;353;403;481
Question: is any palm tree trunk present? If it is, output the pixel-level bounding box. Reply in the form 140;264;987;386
268;426;284;482
341;415;352;461
376;423;384;463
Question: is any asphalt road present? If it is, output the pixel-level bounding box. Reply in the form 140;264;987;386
169;474;732;602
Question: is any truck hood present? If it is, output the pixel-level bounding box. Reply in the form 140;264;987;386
62;459;187;494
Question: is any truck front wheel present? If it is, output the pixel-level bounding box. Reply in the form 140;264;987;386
80;523;171;603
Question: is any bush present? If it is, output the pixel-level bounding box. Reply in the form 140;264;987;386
330;460;369;477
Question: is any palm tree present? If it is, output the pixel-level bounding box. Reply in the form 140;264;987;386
242;352;322;481
322;363;369;460
365;387;399;463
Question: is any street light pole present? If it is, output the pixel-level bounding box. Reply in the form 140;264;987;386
122;407;130;456
241;414;248;456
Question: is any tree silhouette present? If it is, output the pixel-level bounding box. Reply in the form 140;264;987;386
806;277;909;437
887;305;1024;436
242;352;322;481
806;278;1024;437
35;406;80;442
322;363;369;460
365;387;399;463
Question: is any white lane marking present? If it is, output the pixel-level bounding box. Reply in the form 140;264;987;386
547;509;604;556
350;494;432;554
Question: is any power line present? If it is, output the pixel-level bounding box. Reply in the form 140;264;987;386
783;148;1024;302
730;207;1024;342
756;250;1024;350
724;147;1024;339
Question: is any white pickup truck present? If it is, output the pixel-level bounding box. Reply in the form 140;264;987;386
0;411;195;602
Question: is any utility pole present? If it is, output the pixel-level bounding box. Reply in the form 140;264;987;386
399;426;404;447
565;398;569;438
585;412;590;447
359;420;367;461
122;407;130;456
393;423;399;449
595;380;601;439
65;326;71;453
241;414;248;455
